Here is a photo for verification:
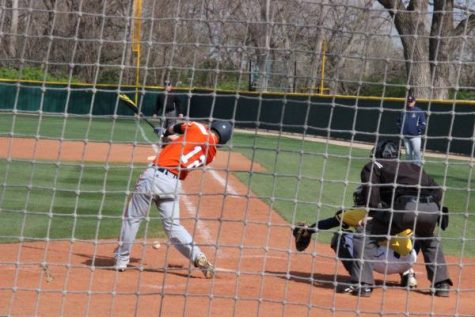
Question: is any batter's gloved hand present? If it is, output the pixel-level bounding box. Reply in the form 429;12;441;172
292;222;314;252
153;127;164;136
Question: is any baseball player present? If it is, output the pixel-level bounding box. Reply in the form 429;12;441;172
293;187;418;291
114;120;233;278
348;139;452;297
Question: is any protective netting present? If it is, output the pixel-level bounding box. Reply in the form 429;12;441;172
1;1;475;316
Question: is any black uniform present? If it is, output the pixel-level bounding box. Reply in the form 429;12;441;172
350;159;452;288
155;92;183;129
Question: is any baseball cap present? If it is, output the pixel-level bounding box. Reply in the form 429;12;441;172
407;96;416;103
164;80;171;86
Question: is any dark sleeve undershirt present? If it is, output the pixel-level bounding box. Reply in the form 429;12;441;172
308;217;340;232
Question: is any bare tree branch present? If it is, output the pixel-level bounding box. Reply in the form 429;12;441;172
377;0;407;15
453;3;475;14
453;14;475;36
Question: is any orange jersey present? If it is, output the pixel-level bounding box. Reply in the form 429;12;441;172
154;122;218;180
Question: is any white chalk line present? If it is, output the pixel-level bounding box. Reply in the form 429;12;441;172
181;169;242;244
208;169;239;196
181;193;213;243
147;145;242;261
144;278;234;290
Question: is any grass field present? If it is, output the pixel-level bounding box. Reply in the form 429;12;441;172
1;113;474;256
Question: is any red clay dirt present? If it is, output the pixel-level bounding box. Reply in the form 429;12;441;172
0;137;474;317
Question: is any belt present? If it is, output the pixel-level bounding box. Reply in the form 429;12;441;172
157;167;178;179
398;195;433;204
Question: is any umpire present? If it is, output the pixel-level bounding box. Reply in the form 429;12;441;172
155;80;183;129
349;140;452;297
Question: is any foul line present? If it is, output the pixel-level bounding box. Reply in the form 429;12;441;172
182;193;213;243
181;169;240;248
209;169;239;196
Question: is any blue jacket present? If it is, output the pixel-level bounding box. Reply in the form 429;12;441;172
397;106;426;136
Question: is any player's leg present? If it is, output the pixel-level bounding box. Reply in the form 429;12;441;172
403;137;414;162
371;245;418;288
410;137;422;165
412;201;452;296
114;168;155;271
157;197;201;260
416;236;452;296
330;231;354;275
157;197;215;278
165;110;177;129
347;224;378;296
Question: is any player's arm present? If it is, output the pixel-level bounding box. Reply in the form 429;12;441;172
361;162;382;209
396;112;402;131
297;217;339;236
418;109;427;134
155;94;165;116
163;122;186;137
293;211;363;252
423;172;442;203
314;217;340;231
174;95;184;117
303;208;367;234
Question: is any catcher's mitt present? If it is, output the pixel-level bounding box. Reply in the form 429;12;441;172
292;222;314;251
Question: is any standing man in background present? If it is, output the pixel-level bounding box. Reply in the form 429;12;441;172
397;95;426;166
155;80;184;130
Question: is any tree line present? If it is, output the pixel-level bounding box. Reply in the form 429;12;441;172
1;0;474;99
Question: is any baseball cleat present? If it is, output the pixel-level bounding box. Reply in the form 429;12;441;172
114;257;129;272
400;268;417;288
194;254;215;279
433;281;450;297
341;284;373;297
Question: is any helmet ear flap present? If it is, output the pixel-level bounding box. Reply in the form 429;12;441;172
210;120;233;145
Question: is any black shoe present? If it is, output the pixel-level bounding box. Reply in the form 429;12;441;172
342;284;372;297
433;281;450;297
400;269;417;288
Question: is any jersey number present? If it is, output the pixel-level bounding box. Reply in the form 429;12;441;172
180;146;206;169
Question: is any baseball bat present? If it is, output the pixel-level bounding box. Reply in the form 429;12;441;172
118;94;156;129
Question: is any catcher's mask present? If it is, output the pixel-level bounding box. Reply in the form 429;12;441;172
353;185;365;206
371;139;399;159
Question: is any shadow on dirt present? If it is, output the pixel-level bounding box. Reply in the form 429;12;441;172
266;270;401;293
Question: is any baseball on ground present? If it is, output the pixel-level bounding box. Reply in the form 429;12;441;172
152;241;161;249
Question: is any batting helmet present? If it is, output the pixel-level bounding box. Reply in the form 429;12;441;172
210;120;232;145
371;139;399;159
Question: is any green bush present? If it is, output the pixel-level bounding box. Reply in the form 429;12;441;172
97;69;121;84
358;77;407;98
0;66;77;82
450;89;475;100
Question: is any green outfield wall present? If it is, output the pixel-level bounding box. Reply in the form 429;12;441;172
0;81;473;156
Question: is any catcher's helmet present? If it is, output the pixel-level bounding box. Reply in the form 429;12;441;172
371;139;399;159
210;120;232;145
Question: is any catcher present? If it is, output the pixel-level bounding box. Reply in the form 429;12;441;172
349;140;451;297
293;186;418;290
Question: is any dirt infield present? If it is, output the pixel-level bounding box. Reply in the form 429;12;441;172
1;137;474;317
